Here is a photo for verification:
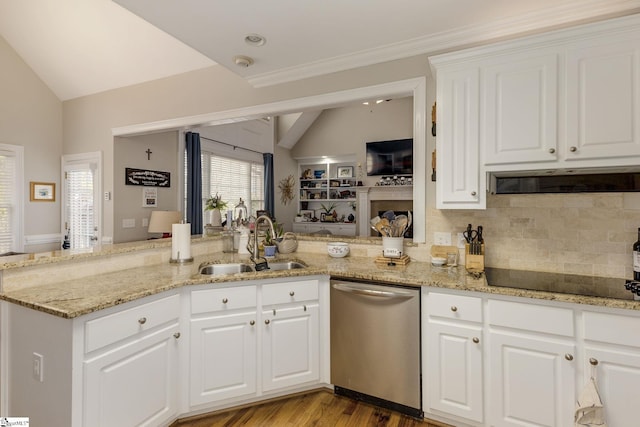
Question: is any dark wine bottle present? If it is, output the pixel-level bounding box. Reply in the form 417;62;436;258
634;227;640;280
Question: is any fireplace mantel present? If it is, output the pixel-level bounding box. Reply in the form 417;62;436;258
356;186;413;236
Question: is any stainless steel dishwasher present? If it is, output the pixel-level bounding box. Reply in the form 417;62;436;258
330;280;422;418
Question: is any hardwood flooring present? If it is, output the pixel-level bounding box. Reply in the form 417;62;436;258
172;389;452;427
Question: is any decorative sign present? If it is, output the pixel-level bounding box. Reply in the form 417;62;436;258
125;168;170;187
142;187;158;207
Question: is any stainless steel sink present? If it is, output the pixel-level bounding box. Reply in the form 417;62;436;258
266;261;307;271
199;263;255;275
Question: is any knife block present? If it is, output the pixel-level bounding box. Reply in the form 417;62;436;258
465;243;485;273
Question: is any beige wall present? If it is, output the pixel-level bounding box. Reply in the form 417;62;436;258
0;36;63;252
114;132;180;243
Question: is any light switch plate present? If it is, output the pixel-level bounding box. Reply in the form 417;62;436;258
122;218;135;228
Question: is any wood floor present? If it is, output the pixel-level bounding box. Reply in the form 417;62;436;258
172;389;452;427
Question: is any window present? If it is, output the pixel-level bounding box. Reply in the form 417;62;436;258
202;151;264;217
0;144;24;253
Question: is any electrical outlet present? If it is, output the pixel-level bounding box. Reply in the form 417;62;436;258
457;232;466;248
33;352;44;382
142;218;149;227
434;232;452;246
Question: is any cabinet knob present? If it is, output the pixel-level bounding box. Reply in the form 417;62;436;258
222;298;228;304
565;353;574;361
548;148;556;154
589;358;599;366
450;306;458;312
265;319;270;325
570;146;577;152
138;317;147;325
289;291;295;296
471;191;477;197
249;320;255;326
472;337;480;344
173;332;181;339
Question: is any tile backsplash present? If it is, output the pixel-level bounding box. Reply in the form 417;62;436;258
428;193;640;279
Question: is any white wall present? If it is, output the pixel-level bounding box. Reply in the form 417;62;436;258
0;36;63;252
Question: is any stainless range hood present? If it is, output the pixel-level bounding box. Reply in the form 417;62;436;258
488;167;640;194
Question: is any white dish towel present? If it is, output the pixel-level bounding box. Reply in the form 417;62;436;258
574;377;608;427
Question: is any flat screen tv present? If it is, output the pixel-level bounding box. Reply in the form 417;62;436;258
366;138;413;176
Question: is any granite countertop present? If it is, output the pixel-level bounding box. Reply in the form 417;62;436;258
2;250;639;319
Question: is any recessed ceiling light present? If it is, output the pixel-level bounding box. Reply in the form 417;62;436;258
245;33;266;47
233;55;254;68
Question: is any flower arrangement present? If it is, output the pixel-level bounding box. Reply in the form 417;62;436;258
205;193;228;211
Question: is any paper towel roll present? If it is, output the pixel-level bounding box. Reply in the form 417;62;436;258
171;223;192;262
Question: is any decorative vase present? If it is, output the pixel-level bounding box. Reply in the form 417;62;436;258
209;209;222;226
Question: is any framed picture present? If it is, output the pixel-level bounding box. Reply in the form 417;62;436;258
337;166;354;178
142;187;158;207
30;182;55;202
300;209;314;220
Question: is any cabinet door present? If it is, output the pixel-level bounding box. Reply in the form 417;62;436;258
565;37;640;160
436;68;483;209
83;324;180;427
426;322;483;422
189;311;257;406
484;54;558;165
584;346;640;427
489;331;576;427
262;304;319;391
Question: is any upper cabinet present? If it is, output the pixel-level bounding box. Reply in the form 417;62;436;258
431;14;640;209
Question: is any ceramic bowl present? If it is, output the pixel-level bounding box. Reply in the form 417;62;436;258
327;242;350;258
431;256;447;266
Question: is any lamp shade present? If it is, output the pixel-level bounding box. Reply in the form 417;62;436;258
148;210;181;234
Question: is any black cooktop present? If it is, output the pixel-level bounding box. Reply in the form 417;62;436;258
485;268;633;301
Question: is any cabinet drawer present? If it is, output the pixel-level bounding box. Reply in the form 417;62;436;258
262;280;318;306
85;294;180;353
427;292;482;322
191;285;256;314
488;299;574;337
584;311;640;347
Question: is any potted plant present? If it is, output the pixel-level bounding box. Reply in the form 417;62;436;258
204;193;228;226
320;202;337;222
263;224;280;257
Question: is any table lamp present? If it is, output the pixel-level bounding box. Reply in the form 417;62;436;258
148;210;181;238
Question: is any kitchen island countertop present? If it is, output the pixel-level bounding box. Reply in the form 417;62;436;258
2;249;639;318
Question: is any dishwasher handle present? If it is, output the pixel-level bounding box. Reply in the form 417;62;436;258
332;282;415;300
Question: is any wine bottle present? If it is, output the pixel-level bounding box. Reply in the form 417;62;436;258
634;227;640;280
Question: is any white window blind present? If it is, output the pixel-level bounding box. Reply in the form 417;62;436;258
65;165;96;249
0;151;16;253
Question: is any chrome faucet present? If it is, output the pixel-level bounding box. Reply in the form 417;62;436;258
248;215;276;271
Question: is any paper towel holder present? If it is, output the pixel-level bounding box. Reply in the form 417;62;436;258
170;220;194;264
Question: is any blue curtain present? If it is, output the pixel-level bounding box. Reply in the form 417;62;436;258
186;132;203;234
263;153;274;217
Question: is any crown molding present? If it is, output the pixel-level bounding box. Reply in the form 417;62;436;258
248;0;640;88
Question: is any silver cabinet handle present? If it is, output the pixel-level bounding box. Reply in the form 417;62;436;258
590;358;599;366
249;320;255;326
471;191;477;196
289;291;295;296
570;146;577;152
265;319;270;325
173;332;181;339
548;148;555;154
222;298;228;304
138;317;147;325
472;337;480;344
450;306;458;312
332;283;414;300
565;354;574;361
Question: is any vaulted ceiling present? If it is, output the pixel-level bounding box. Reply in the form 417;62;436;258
1;0;638;101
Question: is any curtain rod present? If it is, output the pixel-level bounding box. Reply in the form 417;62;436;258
200;136;264;156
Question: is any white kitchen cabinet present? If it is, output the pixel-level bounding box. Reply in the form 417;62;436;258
483;52;559;165
83;323;180;427
565;36;640;161
434;67;483;209
582;310;640;427
488;299;576;427
83;293;181;427
189;285;257;406
425;292;483;423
